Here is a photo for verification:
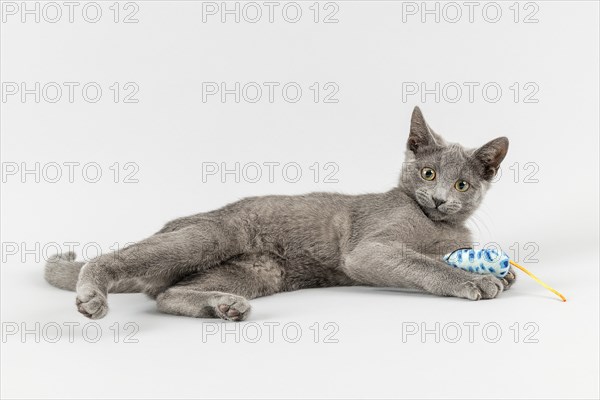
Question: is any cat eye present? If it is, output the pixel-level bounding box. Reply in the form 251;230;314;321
455;180;470;192
420;167;436;181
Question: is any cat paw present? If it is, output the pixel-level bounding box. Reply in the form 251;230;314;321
501;268;517;290
460;275;504;300
76;286;108;319
215;295;251;322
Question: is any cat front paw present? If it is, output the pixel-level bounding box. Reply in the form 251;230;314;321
459;275;504;300
76;286;108;319
501;268;517;290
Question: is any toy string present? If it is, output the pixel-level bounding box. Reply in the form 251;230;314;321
509;260;566;302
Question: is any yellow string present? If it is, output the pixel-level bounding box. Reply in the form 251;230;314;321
509;260;566;302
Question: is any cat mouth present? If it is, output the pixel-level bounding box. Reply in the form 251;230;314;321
417;200;454;221
414;192;459;220
424;207;447;220
415;199;445;218
415;195;461;219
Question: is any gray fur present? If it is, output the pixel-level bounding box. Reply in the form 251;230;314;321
45;107;515;321
45;252;83;291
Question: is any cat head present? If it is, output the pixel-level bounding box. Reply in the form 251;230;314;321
399;107;508;224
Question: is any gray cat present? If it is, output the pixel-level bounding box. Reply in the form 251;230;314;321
45;107;515;321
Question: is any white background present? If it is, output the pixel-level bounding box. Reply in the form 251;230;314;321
1;1;599;398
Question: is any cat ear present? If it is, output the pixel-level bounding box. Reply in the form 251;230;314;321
473;137;509;180
407;106;443;153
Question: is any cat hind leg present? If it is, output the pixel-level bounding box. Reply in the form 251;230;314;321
156;254;284;321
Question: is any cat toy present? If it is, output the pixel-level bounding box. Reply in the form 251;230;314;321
443;248;566;302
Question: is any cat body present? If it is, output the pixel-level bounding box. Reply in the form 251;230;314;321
45;107;515;321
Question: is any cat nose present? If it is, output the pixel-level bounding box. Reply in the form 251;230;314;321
433;197;446;208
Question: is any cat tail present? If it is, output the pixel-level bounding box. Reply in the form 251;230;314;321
44;252;83;291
